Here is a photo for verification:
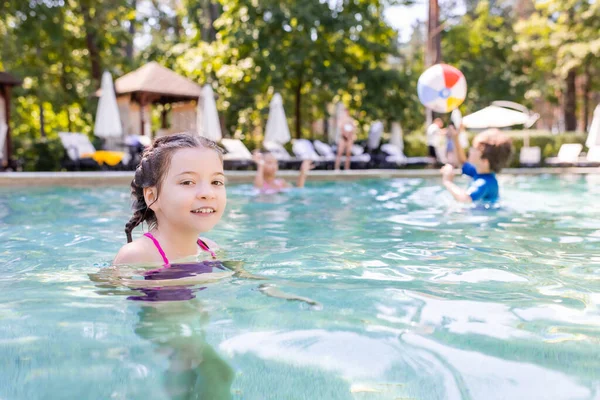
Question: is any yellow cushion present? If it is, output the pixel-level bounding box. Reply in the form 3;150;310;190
81;151;125;166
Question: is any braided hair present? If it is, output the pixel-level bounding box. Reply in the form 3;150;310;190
124;133;223;243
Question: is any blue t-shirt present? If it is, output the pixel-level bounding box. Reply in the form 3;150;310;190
462;162;499;202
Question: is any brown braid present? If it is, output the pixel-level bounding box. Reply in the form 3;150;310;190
124;132;223;243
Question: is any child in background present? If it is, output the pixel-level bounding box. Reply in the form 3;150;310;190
441;126;512;204
252;150;314;193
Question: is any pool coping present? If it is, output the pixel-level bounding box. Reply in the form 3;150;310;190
1;167;600;187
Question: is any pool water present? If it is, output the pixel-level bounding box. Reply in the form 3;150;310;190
1;175;600;399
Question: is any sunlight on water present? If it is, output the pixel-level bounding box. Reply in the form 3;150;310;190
1;175;600;399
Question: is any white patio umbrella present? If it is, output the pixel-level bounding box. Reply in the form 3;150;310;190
389;121;404;153
463;105;538;129
197;84;222;142
264;93;291;145
585;104;600;148
94;71;123;144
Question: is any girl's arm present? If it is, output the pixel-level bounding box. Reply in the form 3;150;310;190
451;125;467;165
252;153;265;188
296;160;315;188
441;164;472;203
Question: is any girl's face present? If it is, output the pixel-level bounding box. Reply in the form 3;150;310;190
263;153;279;176
148;147;226;234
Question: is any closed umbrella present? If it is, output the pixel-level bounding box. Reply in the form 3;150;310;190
264;93;291;145
389;122;404;153
94;71;123;147
585;104;600;148
329;102;345;144
197;84;222;142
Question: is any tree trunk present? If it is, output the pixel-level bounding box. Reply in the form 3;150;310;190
208;2;219;42
583;61;591;132
564;68;577;132
80;2;102;84
39;102;46;138
427;0;441;66
126;0;136;61
295;79;302;139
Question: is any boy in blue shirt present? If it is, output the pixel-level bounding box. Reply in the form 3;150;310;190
441;126;512;203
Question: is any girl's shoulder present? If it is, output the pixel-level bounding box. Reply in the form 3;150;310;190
113;236;161;266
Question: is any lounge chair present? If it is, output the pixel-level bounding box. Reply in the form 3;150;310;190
576;146;600;167
59;132;130;171
313;140;370;169
545;143;583;167
519;146;541;167
262;141;303;169
220;138;253;170
379;143;432;168
292;139;333;169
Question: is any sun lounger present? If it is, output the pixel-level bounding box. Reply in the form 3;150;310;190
545;143;583;167
220;138;253;170
519;146;541;167
59;132;130;171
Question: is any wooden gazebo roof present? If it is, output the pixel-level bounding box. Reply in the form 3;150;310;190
0;72;23;86
112;62;203;104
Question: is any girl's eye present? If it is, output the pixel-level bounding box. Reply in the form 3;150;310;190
212;180;225;186
181;181;194;186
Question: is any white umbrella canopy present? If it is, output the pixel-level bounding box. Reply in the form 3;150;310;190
585;104;600;148
389;121;404;153
463;105;537;129
197;84;222;142
94;71;123;138
264;93;291;145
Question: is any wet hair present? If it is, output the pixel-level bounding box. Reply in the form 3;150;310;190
124;133;223;243
474;129;513;173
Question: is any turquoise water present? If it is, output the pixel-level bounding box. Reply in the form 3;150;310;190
1;175;600;399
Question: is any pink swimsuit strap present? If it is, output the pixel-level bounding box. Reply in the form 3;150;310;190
144;232;217;267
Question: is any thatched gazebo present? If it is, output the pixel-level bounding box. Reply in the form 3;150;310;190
107;62;204;137
0;71;22;169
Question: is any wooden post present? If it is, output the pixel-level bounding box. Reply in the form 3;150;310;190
4;86;12;167
139;94;146;136
161;106;168;129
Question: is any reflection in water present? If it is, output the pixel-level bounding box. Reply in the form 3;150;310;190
90;266;234;400
135;301;234;400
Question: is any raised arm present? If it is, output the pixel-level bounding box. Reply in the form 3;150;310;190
252;152;265;189
296;160;315;188
451;125;467;165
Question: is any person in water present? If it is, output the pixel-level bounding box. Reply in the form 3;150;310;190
252;150;314;193
441;125;513;204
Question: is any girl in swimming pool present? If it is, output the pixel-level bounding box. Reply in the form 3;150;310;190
252;150;314;193
114;133;226;268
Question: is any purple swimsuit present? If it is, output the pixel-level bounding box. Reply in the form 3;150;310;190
127;233;225;302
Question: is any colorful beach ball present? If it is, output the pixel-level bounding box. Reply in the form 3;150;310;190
417;64;467;113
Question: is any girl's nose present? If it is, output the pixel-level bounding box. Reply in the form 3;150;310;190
196;182;216;199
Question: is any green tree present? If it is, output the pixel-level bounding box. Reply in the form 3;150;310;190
442;1;531;114
515;0;600;131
